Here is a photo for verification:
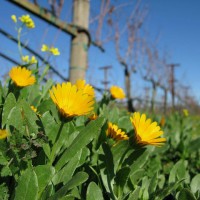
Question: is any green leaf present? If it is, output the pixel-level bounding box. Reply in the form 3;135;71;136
38;99;59;122
188;137;200;153
7;106;23;130
42;143;51;159
70;187;81;199
78;147;90;166
141;176;150;200
59;195;75;200
55;117;105;171
107;107;119;123
15;168;38;200
130;169;145;186
169;160;187;184
177;188;196;200
86;182;104;200
148;172;158;194
52;150;82;185
127;187;140;200
75;116;87;127
40;79;53;100
0;82;3;105
118;116;133;133
115;167;131;198
99;143;115;198
100;105;119;123
191;174;200;194
48;172;88;200
0;183;9;200
112;140;129;172
2;93;16;128
19;99;38;134
157;174;165;189
0;152;8;165
41;111;60;143
40;183;54;200
1;165;12;177
146;156;162;176
50;122;75;163
128;147;152;175
34;165;55;196
24;84;40;104
153;179;184;200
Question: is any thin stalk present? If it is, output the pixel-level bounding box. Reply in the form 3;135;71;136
17;27;23;59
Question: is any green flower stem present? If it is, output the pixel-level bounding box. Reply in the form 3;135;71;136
17;27;23;59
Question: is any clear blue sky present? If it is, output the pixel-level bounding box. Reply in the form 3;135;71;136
0;0;199;103
146;0;200;102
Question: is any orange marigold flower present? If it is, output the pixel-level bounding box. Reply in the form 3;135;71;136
130;112;166;147
75;79;95;98
110;86;125;99
9;66;36;87
106;122;129;141
49;82;95;118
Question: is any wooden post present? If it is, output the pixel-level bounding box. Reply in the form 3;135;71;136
163;88;167;114
150;80;158;114
69;0;90;83
99;66;112;90
144;87;150;110
160;86;168;115
168;63;180;110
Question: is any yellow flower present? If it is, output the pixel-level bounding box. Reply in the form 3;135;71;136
0;129;9;140
31;105;37;113
110;86;125;99
19;14;35;28
183;109;189;117
106;122;129;141
30;56;37;64
41;44;49;52
22;55;29;63
130;112;166;147
11;15;17;23
41;45;60;56
31;105;41;117
49;47;60;56
9;66;36;87
49;82;95;118
22;55;37;64
75;79;95;98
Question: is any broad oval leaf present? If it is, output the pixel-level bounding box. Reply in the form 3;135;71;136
2;93;16;127
34;165;55;195
86;182;104;200
15;168;38;200
190;174;200;194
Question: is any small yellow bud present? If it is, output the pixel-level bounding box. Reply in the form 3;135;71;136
11;15;17;23
41;44;49;52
